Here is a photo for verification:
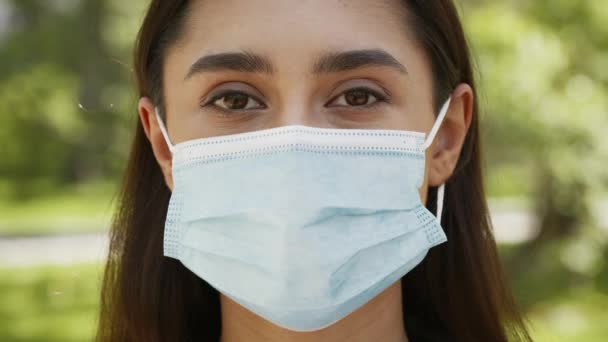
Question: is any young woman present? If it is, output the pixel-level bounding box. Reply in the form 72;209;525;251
97;1;531;341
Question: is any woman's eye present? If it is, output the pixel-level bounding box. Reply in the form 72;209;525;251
207;91;266;111
328;88;386;108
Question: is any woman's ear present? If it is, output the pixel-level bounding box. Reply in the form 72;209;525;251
427;83;474;187
138;97;174;190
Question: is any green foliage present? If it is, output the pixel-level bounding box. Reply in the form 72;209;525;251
464;1;608;308
464;0;608;198
0;263;102;342
0;64;81;196
0;0;147;200
528;287;608;341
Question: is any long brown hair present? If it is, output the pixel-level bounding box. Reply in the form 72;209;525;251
97;1;531;341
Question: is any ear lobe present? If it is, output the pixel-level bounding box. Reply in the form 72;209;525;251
427;84;474;187
138;97;174;191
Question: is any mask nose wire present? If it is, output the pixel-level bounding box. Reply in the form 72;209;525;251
154;107;175;154
421;96;452;225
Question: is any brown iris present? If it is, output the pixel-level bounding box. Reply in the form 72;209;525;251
344;89;370;106
221;93;249;110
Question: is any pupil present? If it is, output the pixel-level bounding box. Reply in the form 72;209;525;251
346;90;369;106
224;94;248;109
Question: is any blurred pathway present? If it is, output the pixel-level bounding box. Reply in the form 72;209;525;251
1;201;607;267
0;232;108;267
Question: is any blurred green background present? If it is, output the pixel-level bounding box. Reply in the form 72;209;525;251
0;0;607;341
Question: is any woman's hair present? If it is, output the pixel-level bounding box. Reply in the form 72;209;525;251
96;1;531;341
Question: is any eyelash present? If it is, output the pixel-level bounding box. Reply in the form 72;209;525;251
201;87;389;116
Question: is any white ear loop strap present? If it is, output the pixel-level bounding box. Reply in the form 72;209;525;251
422;97;452;224
155;107;175;153
423;97;452;150
437;183;445;225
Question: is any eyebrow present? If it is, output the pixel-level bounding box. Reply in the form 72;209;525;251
184;48;407;80
185;50;274;79
312;49;407;75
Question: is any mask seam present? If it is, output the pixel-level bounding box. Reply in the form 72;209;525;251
164;186;184;258
178;143;423;162
174;128;425;149
174;148;425;169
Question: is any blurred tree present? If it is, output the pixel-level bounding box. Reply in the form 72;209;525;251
0;0;145;198
462;0;608;304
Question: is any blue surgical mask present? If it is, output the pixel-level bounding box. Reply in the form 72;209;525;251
155;97;451;331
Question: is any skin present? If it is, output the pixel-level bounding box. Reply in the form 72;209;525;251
138;0;473;341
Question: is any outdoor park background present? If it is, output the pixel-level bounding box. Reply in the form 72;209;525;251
0;0;607;341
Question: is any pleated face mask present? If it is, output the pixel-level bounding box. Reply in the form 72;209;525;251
155;97;451;331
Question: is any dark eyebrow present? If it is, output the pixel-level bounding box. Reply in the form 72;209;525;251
312;49;407;75
184;50;274;80
184;48;407;81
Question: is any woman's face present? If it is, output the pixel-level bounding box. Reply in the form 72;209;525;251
140;0;472;201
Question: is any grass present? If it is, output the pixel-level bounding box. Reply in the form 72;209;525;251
0;182;116;237
0;263;103;342
527;287;608;341
0;263;607;342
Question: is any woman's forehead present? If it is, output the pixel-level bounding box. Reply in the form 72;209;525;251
186;0;406;29
166;0;421;80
